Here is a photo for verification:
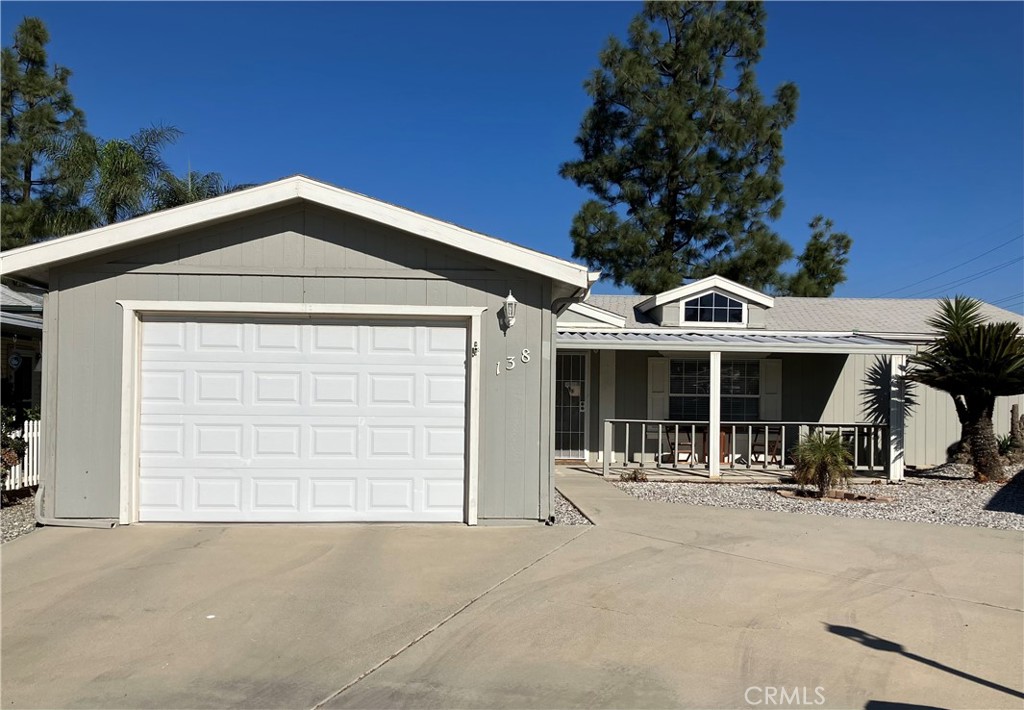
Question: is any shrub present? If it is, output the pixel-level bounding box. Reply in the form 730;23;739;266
997;434;1013;457
1;407;27;489
791;431;852;497
619;469;648;483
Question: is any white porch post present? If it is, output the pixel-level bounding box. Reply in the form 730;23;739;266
709;351;721;478
598;350;616;463
888;354;906;482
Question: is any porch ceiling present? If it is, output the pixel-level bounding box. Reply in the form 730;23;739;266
556;330;915;355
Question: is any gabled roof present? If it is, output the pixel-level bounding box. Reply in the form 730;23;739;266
0;284;44;311
558;302;627;329
636;275;775;312
572;294;1022;335
0;176;597;290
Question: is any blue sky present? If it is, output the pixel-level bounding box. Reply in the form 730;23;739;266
3;2;1022;312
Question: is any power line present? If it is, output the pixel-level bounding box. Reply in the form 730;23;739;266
877;230;1024;297
906;256;1024;298
989;292;1024;307
911;257;1024;298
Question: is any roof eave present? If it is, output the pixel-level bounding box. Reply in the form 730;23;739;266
0;176;593;290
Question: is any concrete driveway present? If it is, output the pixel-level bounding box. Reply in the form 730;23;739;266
3;473;1022;709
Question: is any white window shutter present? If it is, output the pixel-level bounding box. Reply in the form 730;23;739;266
648;358;669;419
760;359;782;420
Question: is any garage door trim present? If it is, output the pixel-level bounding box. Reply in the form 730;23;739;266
116;301;486;525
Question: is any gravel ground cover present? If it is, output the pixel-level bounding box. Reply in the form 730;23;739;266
554;490;592;526
612;463;1024;531
1;492;38;544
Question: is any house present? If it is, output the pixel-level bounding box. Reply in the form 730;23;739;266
0;284;44;417
2;176;1019;526
554;275;1024;477
0;176;596;525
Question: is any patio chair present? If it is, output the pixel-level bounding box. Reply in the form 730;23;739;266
646;425;696;464
665;427;695;464
751;427;782;466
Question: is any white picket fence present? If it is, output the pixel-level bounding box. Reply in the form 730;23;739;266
4;420;41;491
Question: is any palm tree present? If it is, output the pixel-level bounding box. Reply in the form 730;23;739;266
152;170;253;211
92;125;181;224
909;296;1024;481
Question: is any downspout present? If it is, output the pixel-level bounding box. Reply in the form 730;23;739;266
35;483;118;529
546;271;601;523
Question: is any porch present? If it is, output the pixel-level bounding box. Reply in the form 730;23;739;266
596;419;890;480
555;330;915;482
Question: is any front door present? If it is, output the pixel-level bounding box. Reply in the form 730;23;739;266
555;352;588;460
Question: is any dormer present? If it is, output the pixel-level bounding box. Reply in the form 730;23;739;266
636;275;774;328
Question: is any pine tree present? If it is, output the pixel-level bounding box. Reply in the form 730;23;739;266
783;216;852;296
560;2;850;295
1;17;91;249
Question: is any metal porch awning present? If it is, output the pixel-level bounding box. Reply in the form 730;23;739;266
556;330;916;355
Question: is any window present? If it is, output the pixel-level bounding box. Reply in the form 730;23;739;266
669;360;760;421
683;293;743;323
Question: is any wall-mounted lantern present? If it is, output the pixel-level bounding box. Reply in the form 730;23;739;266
502;290;518;330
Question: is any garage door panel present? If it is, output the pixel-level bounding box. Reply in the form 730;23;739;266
251;477;301;512
141;364;466;412
194;477;243;512
139;320;467;522
195;321;245;351
141;321;186;350
140;420;464;468
139;468;466;522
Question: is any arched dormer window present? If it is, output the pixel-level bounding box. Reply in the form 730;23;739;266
683;293;744;323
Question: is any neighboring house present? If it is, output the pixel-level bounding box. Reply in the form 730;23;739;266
2;176;1020;527
554;275;1024;476
0;284;44;416
0;176;596;525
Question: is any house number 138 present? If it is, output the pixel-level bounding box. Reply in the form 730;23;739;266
497;349;531;374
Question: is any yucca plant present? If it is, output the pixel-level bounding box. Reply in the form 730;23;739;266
791;431;852;497
909;296;1024;482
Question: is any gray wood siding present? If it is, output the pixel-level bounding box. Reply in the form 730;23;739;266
48;206;559;520
594;350;1024;468
780;353;1024;467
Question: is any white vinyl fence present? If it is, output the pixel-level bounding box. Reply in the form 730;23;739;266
4;420;40;491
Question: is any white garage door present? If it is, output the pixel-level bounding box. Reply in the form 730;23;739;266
138;319;467;522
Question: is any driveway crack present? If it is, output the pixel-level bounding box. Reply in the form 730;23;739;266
309;527;591;709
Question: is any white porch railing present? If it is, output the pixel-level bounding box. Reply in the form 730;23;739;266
602;419;889;477
4;420;41;491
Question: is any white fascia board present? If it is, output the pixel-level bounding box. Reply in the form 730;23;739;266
563;302;627;328
855;331;936;342
0;176;592;290
554;339;916;355
557;321;620;330
1;179;301;278
293;179;591;289
559;327;888;337
636;275;775;312
116;300;488;318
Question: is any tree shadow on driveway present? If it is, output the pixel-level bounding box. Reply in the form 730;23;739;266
826;624;1024;702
